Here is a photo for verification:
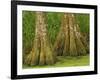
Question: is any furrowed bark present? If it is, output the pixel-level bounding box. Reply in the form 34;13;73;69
54;13;89;56
25;12;55;65
69;14;77;56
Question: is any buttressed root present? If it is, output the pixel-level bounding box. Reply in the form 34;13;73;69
25;12;55;65
54;13;89;56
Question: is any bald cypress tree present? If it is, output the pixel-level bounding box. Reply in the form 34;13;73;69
54;13;88;56
25;12;55;65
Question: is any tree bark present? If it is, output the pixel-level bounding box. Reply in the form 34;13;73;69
54;13;88;56
25;12;55;65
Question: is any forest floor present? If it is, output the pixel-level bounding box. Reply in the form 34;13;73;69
23;54;89;69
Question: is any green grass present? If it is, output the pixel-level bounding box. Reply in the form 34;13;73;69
23;55;89;69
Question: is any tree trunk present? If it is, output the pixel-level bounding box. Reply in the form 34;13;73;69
54;13;88;56
25;12;55;65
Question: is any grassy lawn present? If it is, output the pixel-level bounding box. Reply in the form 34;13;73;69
23;55;89;69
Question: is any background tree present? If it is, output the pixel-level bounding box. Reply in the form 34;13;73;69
54;13;89;56
25;12;55;65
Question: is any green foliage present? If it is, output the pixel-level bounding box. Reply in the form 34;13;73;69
46;12;63;44
75;14;90;33
22;11;36;54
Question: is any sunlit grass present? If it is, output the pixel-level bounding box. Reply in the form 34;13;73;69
23;54;89;69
